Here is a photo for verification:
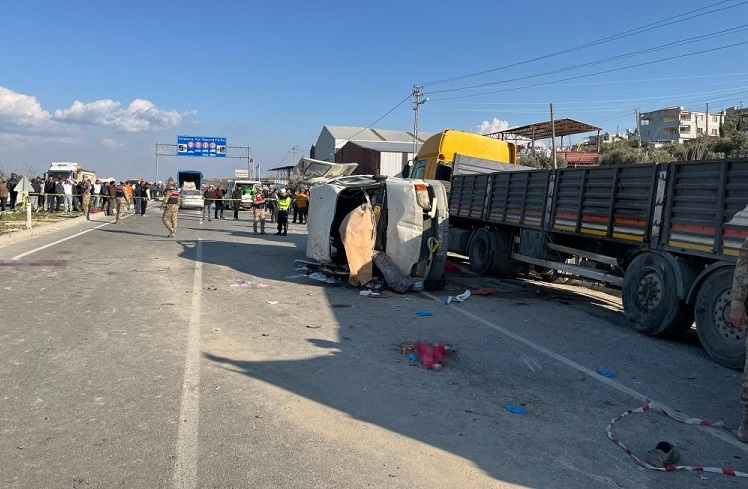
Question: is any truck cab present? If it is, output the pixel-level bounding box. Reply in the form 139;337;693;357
408;129;517;182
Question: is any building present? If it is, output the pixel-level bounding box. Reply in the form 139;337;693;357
337;140;416;177
312;126;433;163
586;132;630;145
639;106;723;143
725;106;748;133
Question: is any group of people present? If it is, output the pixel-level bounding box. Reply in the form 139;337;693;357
0;174;162;216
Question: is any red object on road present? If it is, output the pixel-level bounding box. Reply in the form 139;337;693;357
472;287;496;295
444;261;460;271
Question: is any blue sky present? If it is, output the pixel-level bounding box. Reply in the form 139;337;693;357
1;0;747;180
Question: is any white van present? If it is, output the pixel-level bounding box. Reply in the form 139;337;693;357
226;179;262;209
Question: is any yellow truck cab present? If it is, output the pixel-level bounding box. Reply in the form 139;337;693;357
408;129;517;181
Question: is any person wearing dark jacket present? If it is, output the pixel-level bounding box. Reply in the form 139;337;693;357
44;177;56;212
7;173;18;211
231;185;242;220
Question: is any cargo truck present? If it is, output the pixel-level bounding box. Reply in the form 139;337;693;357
46;162;96;183
447;157;748;368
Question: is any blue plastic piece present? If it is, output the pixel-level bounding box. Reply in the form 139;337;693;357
597;369;616;378
408;353;418;363
416;311;432;316
504;405;526;414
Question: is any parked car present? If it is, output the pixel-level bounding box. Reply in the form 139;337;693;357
179;189;204;209
298;157;449;290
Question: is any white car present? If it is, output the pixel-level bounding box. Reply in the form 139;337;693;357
299;158;449;290
179;189;204;209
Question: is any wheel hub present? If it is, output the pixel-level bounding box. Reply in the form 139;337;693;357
715;291;747;343
637;271;663;312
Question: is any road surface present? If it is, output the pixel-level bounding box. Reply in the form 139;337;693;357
1;209;746;488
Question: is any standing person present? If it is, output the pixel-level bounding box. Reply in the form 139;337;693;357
729;236;748;442
55;179;65;212
100;182;111;216
92;179;102;211
274;188;291;236
133;180;143;215
252;190;266;234
214;186;225;219
138;182;149;216
291;186;299;224
31;177;42;212
202;185;213;221
7;173;18;211
114;181;129;224
161;180;180;238
295;187;309;225
82;179;92;220
44;176;56;212
0;178;8;212
125;181;134;210
231;184;242;220
265;188;277;223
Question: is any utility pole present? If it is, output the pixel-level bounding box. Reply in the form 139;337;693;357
635;109;641;146
412;85;428;157
550;103;557;169
706;102;710;138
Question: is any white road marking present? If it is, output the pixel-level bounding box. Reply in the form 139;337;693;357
12;221;112;259
422;291;748;452
173;239;203;488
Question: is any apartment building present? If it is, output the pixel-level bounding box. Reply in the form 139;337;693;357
638;106;723;143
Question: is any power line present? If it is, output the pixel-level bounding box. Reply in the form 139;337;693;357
426;24;748;96
343;93;413;141
429;40;748;102
419;0;748;87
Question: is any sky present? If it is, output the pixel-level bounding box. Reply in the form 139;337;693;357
1;0;747;181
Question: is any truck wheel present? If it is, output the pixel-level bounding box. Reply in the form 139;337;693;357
468;228;494;274
622;252;694;337
695;267;746;369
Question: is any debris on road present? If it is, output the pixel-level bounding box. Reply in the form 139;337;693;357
373;251;413;293
266;300;279;305
597;369;616;378
504;405;527;415
230;280;268;288
359;290;381;297
445;289;471;304
308;272;338;284
416;311;432;317
472;287;496;296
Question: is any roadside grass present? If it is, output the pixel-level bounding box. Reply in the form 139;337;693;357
0;209;84;235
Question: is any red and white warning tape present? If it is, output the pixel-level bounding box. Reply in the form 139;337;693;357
607;403;748;477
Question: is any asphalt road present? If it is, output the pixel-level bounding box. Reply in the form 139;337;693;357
1;208;747;488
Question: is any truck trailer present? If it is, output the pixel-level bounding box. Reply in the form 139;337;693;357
447;157;748;368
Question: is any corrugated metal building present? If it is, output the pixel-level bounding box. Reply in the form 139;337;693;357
312;125;433;163
337;141;417;177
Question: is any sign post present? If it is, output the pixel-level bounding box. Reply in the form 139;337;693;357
14;177;34;229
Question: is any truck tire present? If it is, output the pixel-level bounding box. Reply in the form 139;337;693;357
695;267;746;369
622;252;694;337
468;228;495;274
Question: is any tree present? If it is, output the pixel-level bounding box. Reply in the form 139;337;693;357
518;153;566;169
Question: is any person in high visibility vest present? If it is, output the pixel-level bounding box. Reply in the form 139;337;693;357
274;188;292;236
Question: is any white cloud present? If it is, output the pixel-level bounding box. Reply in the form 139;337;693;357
0;87;53;130
474;118;510;135
54;97;185;132
101;138;124;147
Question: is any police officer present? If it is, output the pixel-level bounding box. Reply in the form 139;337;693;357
161;180;181;238
730;236;748;442
114;181;129;224
274;188;291;236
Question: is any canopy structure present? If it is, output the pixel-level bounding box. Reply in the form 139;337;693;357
487;118;601;142
485;118;603;167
